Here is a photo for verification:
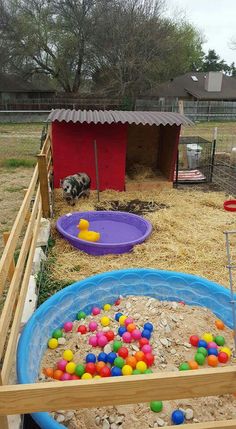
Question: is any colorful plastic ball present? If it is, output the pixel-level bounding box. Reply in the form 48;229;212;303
202;332;214;343
144;322;154;332
215;319;225;330
98;352;108;363
75;364;85;377
85;363;96;375
52;329;63;339
81;372;92;380
141;344;152;354
198;339;208;349
92;307;101;316
141;329;151;340
122;365;133;376
71;374;80;380
114;357;125;368
63;349;74;361
101;316;110;327
77;325;87;335
208;347;218;356
218;351;229;363
172;410;185;425
122;332;132;343
115;298;121;306
66;362;76;374
144;353;155;367
100;366;111;377
214;335;225;346
135;351;145;362
48;338;58;349
207;342;218;349
88;321;98;332
118;327;127;337
136;361;147;373
133;369;142;375
53;369;64;380
220;346;231;357
188;360;199;370
95;361;105;373
103;303;111;311
126;356;137;369
208;355;218;367
98;335;108;347
150;401;163;413
111;366;122;376
144;369;153;374
124;317;134;327
132;329;142;340
113;340;123;352
194;353;205;365
96;331;105;337
63;322;73;332
89;335;98;347
115;312;123;321
189;335;200;347
179;362;190;371
57;359;68;371
94;375;101;379
61;373;72;381
139;338;149;347
119;315;127;326
118;346;129;359
107;352;117;364
127;323;136;333
86;353;96;363
105;330;115;342
77;311;86;320
43;367;54;378
197;347;208;357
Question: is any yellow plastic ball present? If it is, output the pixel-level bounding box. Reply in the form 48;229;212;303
220;346;231;357
119;315;127;326
103;304;111;311
136;361;147;373
94;375;101;379
122;365;133;376
81;372;93;380
101;316;110;327
66;362;76;374
202;333;214;343
63;349;74;361
48;338;58;349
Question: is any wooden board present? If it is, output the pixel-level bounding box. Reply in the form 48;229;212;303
161;420;236;429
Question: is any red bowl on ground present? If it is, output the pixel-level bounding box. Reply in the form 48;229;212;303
224;200;236;212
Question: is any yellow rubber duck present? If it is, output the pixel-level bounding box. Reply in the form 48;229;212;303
77;219;100;242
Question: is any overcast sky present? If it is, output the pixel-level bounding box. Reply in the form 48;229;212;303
165;0;236;65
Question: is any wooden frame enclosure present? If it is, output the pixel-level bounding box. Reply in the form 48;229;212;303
0;134;236;429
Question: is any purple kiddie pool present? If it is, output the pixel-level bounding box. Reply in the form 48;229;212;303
56;211;152;255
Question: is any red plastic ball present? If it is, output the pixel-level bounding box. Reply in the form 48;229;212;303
118;347;129;359
218;351;229;363
115;298;121;306
189;335;200;347
100;366;111;377
85;363;96;375
139;338;149;348
77;325;87;335
71;374;80;380
105;330;115;342
144;353;155;367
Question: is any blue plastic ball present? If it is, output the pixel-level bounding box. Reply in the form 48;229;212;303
111;366;122;376
198;340;208;348
141;329;151;339
86;353;96;363
115;312;123;321
144;322;153;332
118;326;127;337
107;352;117;364
208;348;218;356
98;352;108;363
171;410;185;425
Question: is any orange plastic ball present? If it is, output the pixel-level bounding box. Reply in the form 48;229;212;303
208;355;218;367
96;361;106;374
215;320;225;330
53;369;64;380
126;356;137;369
135;351;145;362
43;367;54;378
188;360;199;370
127;323;136;333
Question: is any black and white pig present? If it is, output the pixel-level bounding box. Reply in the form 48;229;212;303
60;173;91;206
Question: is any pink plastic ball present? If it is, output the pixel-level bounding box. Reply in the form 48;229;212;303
141;344;152;354
89;335;98;347
63;322;73;332
89;321;98;332
132;329;142;340
207;342;218;349
97;335;108;347
124;317;134;327
61;373;72;381
122;332;132;343
92;307;101;316
96;331;105;337
57;359;68;371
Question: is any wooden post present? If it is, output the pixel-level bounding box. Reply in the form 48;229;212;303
37;154;50;218
2;233;15;282
0;373;9;429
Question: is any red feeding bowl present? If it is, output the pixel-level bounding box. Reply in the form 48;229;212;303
224;200;236;212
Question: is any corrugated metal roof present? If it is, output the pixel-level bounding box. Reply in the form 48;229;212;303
47;109;193;126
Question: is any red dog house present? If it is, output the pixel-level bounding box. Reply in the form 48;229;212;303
48;109;192;191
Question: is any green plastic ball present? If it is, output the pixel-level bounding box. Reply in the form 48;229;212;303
195;352;205;365
114;357;125;368
179;362;190;371
75;364;85;377
150;401;163;413
113;340;123;352
133;369;142;375
77;311;86;320
197;347;208;357
215;335;225;346
144;369;153;374
52;329;63;339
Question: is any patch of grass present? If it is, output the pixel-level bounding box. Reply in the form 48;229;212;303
5;186;24;193
1;158;36;168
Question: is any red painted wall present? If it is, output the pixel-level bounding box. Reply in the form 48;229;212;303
52;122;128;191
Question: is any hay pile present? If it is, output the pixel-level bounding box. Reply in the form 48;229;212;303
50;187;236;288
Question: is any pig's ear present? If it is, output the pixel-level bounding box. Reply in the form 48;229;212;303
60;179;63;187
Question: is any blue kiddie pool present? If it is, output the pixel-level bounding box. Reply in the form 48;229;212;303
17;268;235;429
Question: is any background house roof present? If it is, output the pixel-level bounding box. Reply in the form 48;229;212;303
0;73;56;92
